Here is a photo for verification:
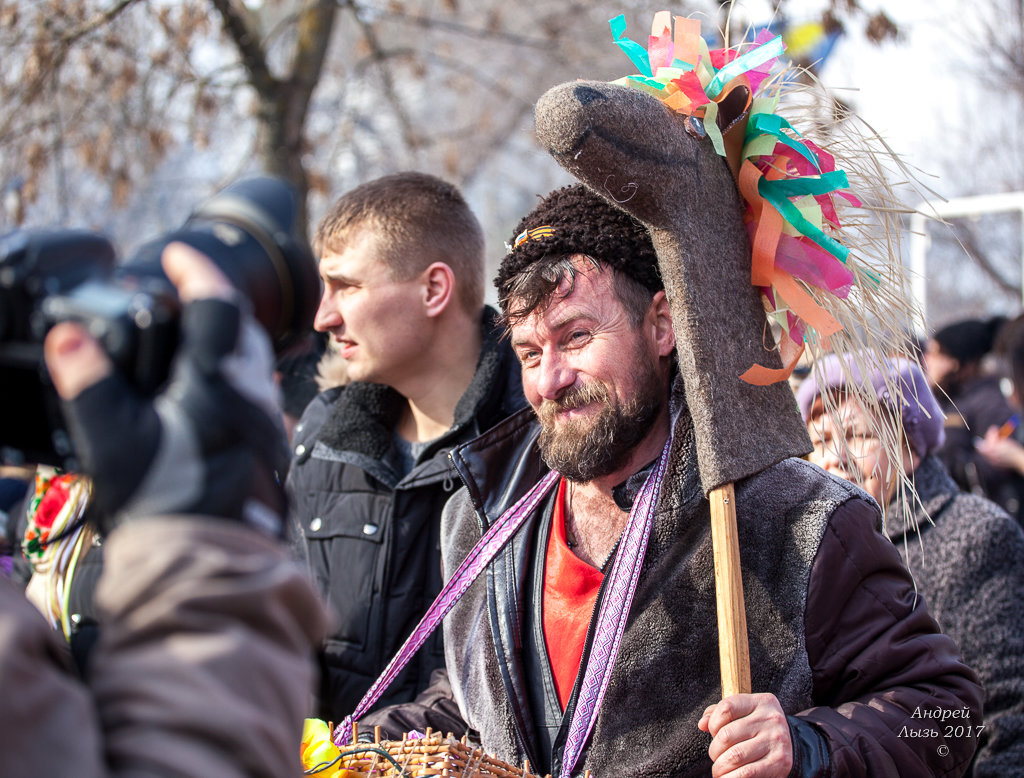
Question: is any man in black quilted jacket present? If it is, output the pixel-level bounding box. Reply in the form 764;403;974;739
286;172;526;723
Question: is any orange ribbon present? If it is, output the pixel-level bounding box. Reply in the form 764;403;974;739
737;159;843;384
739;335;805;386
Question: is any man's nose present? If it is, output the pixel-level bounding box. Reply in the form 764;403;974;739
313;292;341;332
535;350;576;401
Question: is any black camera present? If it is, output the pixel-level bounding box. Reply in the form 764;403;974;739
0;177;321;468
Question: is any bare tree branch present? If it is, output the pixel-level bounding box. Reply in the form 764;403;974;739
382;7;553;49
285;0;339;128
1;0;679;251
0;0;143;141
209;0;276;98
347;0;420;151
59;0;139;46
459;100;535;187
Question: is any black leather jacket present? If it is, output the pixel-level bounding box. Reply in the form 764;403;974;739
286;307;526;722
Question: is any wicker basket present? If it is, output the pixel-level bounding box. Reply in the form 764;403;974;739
305;728;561;778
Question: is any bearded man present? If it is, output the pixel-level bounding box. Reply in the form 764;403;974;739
363;184;982;778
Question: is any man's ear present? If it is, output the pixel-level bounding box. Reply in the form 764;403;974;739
422;262;456;317
648;290;675;357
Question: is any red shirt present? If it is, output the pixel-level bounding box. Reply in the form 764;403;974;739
542;478;604;709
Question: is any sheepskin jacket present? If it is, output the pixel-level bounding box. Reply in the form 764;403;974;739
438;387;983;777
890;455;1024;777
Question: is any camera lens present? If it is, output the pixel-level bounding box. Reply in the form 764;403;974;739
0;177;319;466
122;177;320;352
188;178;320;347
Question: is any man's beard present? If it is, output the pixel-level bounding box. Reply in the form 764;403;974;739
536;363;664;483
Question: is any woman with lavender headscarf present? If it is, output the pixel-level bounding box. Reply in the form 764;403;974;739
797;354;1024;777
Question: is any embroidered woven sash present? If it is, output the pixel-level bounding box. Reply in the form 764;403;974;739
559;439;670;777
335;436;671;778
334;467;560;746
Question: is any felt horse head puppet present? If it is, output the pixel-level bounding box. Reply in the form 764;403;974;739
531;13;908;494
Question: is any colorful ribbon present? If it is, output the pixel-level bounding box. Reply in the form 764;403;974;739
609;13;865;384
513;225;556;249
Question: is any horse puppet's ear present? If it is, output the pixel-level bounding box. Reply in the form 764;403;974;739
715;84;751;182
534;80;811;494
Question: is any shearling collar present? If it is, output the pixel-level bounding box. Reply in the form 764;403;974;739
317;306;522;462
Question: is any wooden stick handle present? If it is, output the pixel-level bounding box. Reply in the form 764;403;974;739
709;482;751;696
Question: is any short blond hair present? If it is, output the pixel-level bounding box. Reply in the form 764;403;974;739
314;172;485;314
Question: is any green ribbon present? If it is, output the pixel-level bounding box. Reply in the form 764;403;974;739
759;170;849;199
757;176;850;263
761;173;882;286
746;113;821;171
627;74;669;91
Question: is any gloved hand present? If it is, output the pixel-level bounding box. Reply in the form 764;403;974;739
43;242;290;537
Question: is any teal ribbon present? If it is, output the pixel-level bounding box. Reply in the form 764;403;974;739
610;15;652;77
627;75;669;91
760;172;882;286
759;170;849;199
757;177;850;263
747;113;821;171
705;35;784;99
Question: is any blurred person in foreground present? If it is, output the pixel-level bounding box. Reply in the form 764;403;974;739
287;172;526;723
798;353;1024;777
0;242;329;777
924;316;1024;518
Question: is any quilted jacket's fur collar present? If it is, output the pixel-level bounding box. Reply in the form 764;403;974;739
317;306;521;462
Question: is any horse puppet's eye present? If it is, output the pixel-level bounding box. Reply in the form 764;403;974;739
685;116;706;139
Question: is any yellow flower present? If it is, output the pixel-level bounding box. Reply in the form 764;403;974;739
301;718;340;772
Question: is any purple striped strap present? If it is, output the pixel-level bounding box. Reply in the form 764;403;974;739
334;468;561;746
560;437;671;777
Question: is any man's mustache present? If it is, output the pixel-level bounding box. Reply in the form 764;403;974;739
536;381;609;423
